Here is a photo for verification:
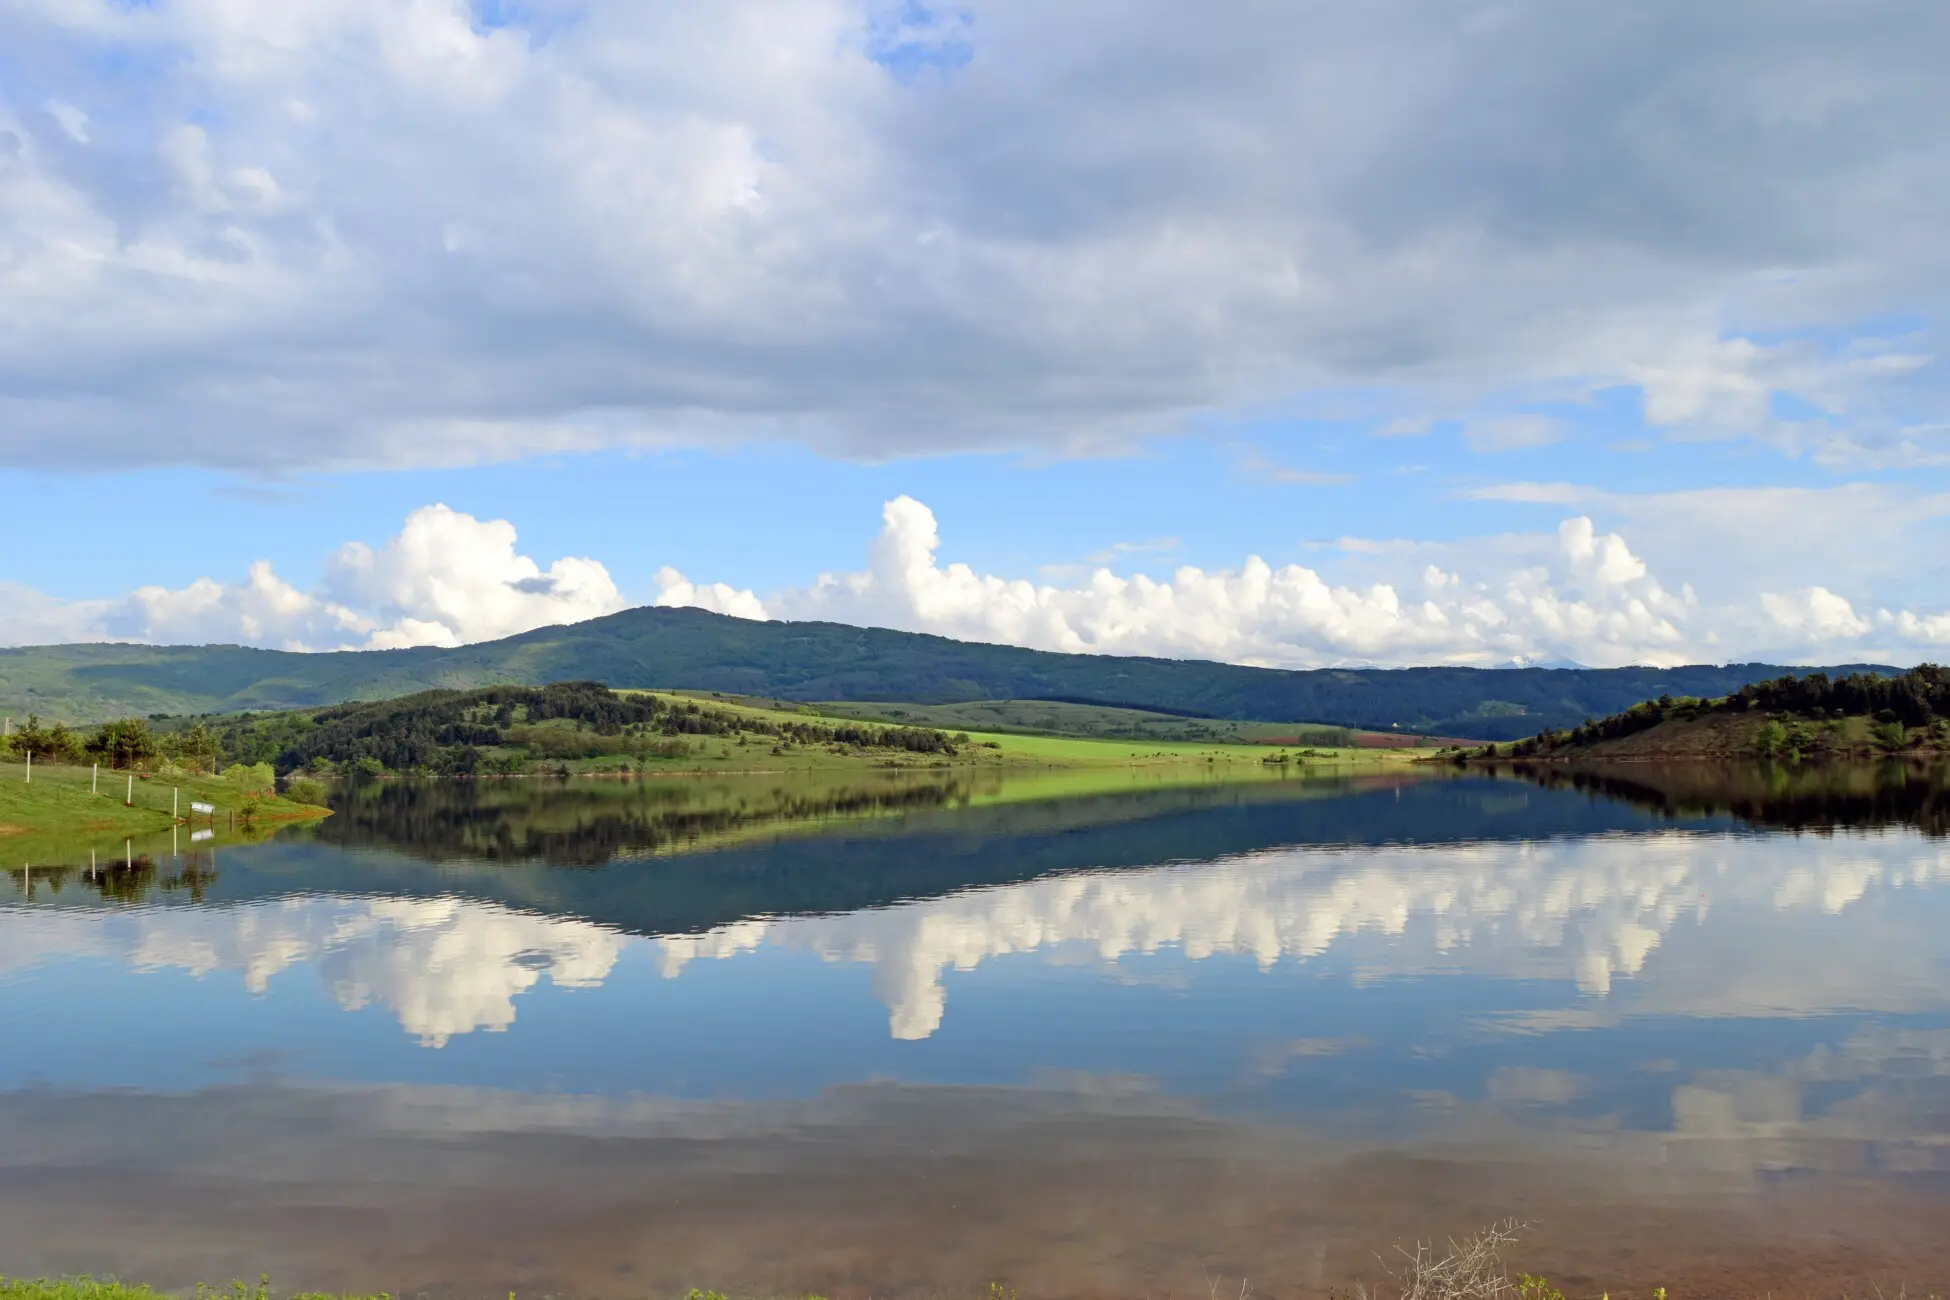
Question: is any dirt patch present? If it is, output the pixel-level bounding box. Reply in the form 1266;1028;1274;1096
0;822;29;836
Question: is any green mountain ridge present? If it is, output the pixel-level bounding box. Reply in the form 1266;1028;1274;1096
0;605;1901;739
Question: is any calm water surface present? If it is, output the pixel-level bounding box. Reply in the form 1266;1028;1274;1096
3;765;1949;1298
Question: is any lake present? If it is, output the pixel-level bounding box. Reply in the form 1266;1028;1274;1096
3;763;1949;1298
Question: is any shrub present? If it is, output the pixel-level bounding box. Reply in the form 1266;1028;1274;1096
223;762;278;794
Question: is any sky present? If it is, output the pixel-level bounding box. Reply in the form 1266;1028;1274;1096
2;0;1948;668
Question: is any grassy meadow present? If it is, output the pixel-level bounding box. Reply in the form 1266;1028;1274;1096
0;757;329;858
775;695;1364;746
612;691;1419;774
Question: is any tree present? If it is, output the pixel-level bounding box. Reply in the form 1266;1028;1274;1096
181;721;220;772
1754;719;1787;759
7;715;85;764
88;718;158;770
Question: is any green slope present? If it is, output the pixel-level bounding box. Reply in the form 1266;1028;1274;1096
0;606;1901;738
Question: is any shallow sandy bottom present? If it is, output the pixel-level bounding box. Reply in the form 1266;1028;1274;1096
2;1084;1945;1299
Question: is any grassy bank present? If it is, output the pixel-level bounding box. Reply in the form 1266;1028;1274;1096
0;759;330;847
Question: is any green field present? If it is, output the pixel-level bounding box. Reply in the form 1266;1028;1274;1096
707;694;1364;746
0;758;329;857
189;685;1425;780
606;692;1411;775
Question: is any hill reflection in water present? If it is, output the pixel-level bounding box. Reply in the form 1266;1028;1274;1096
2;764;1948;1296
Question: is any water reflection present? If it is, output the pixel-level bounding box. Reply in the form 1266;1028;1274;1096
6;823;1947;1046
1506;757;1950;836
3;765;1949;1296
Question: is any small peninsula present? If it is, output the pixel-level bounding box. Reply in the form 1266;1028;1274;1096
1456;664;1950;762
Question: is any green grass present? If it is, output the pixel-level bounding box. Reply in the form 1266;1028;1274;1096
604;692;1417;776
0;758;329;850
782;696;1360;746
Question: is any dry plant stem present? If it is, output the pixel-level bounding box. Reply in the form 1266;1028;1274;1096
1358;1221;1526;1300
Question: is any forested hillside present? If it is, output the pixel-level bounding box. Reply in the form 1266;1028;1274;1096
205;681;964;775
0;605;1900;738
1498;665;1950;761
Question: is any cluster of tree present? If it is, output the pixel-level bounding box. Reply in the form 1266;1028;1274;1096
222;682;964;774
0;714;198;770
1486;664;1950;759
1729;664;1950;726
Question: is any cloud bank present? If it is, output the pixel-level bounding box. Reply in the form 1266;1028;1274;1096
6;495;1950;666
1;0;1946;468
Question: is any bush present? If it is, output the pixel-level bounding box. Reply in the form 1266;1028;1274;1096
282;775;329;806
223;762;277;794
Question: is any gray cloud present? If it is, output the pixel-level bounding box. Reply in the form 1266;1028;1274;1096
0;0;1945;469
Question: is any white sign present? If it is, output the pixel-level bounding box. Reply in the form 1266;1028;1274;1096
190;829;213;843
190;801;215;814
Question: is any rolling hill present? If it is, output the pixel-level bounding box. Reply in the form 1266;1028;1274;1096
0;605;1901;739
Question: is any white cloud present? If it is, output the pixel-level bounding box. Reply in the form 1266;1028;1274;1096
650;566;768;622
0;1;1945;468
1452;482;1950;618
655;496;1705;668
21;504;627;651
323;505;625;649
1761;587;1873;642
13;493;1950;666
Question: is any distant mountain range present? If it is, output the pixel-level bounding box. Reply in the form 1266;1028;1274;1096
0;606;1902;740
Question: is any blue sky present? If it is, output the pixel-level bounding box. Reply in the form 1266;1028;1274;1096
3;0;1948;667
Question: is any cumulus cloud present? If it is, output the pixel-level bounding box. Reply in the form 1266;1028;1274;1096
15;504;625;651
0;0;1946;468
11;493;1950;665
655;496;1922;668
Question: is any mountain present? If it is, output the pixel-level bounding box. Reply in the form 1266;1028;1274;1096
0;606;1904;739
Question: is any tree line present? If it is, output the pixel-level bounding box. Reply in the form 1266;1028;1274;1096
1488;664;1950;759
1;714;216;770
249;682;964;774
